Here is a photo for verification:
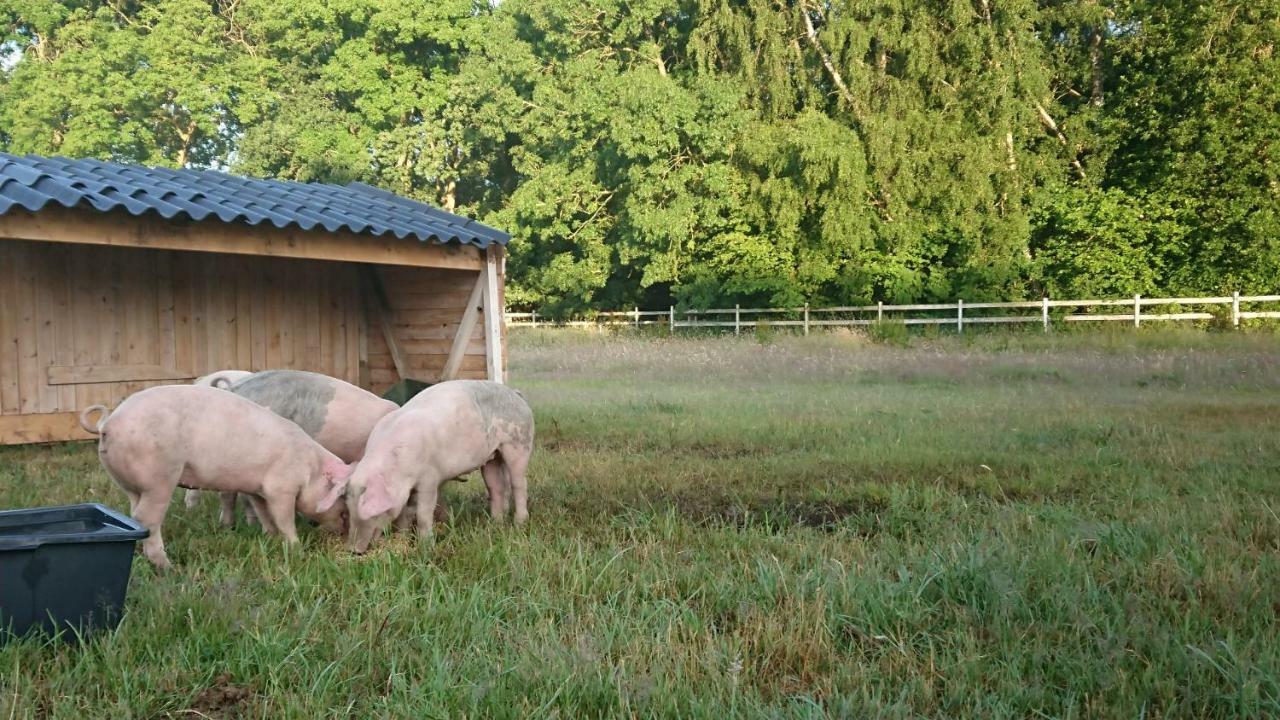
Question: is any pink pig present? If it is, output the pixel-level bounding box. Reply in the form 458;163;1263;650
318;380;534;554
183;369;255;512
227;370;400;464
78;385;351;570
188;370;400;526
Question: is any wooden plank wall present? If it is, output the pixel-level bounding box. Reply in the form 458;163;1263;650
0;239;489;442
366;265;489;396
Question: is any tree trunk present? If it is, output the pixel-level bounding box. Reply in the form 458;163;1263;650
440;178;457;213
1089;27;1104;107
1034;102;1086;179
800;4;865;121
175;121;198;167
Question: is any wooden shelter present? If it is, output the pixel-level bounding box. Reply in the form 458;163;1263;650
0;153;509;445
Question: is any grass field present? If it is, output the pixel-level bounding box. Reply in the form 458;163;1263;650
2;327;1279;718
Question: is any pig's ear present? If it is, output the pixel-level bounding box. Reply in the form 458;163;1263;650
315;474;349;514
358;477;396;520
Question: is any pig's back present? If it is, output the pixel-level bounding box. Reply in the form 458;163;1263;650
230;370;396;461
404;381;532;434
103;385;318;475
228;370;336;436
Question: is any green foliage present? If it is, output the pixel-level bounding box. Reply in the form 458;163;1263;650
867;319;910;347
0;0;1275;308
1031;185;1170;298
752;318;775;345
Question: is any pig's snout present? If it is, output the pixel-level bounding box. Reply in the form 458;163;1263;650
347;534;373;554
347;522;379;554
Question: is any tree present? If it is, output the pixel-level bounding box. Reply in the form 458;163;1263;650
0;0;266;166
1;0;1275;310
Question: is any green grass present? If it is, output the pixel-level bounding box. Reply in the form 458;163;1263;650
3;327;1280;718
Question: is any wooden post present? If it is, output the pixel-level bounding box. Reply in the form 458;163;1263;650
803;303;810;336
483;246;504;383
735;304;741;335
441;271;486;382
669;305;675;333
633;306;640;328
1232;291;1240;328
957;299;964;334
1042;297;1049;332
877;301;883;323
1134;294;1141;328
531;310;538;327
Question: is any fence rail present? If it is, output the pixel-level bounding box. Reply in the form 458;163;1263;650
505;292;1280;333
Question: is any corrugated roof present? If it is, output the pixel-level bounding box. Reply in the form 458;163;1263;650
0;153;508;248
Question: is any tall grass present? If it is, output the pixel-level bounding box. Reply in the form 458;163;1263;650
2;328;1278;717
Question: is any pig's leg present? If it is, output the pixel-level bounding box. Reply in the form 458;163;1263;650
218;492;238;527
184;489;199;510
504;451;530;525
104;465;140;515
261;493;300;544
246;495;277;535
132;491;175;570
480;460;509;522
122;488;141;516
242;496;259;526
414;481;440;539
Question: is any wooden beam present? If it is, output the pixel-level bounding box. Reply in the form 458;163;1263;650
0;206;484;271
0;411;95;445
441;271;486;382
362;267;410;383
483;246;505;383
47;364;194;386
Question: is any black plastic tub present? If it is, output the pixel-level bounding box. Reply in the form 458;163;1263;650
0;503;148;641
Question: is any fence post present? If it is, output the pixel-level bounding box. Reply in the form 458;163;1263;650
531;311;537;327
633;306;640;328
1232;291;1240;328
1041;298;1049;333
803;303;810;336
1134;294;1141;328
957;299;964;334
669;305;675;333
735;304;741;335
877;301;883;323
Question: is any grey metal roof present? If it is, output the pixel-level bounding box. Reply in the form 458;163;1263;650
0;152;508;248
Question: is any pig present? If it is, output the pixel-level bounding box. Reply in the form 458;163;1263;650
183;369;255;511
77;385;352;570
317;380;534;554
190;370;400;527
229;370;400;463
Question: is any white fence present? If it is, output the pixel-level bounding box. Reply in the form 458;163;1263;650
506;292;1280;333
